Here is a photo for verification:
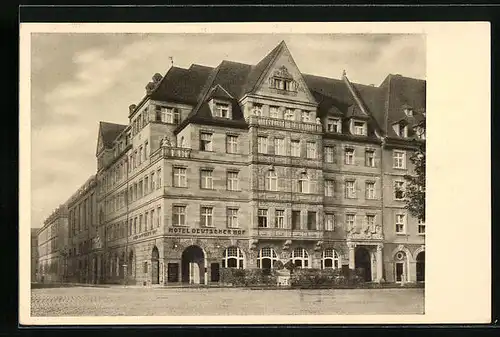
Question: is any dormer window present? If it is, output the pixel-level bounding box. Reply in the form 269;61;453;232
393;122;408;138
352;120;367;136
269;66;297;92
215;103;230;119
327;118;342;133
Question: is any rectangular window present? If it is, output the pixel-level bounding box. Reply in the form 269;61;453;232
366;182;376;199
157;168;162;189
345;148;355;165
269;106;279;119
396;214;406;233
144;176;149;194
324;146;335;163
306;142;316;159
327;118;341;133
157;206;161;227
173;167;187;187
258;136;268;154
418;220;426;234
139;215;143;232
307;211;316;230
138;179;143;198
252;104;263;116
144;141;149;159
346;214;355;229
301;111;311;122
226;135;238;154
324;180;334;197
365;150;375;167
292;210;301;230
200;169;214;189
227;171;239;191
151;172;155;190
274;138;285;156
200;133;213;151
353;121;367;135
366;214;375;228
393;150;406;169
139;146;143;164
215;103;230;118
394;181;405;200
284;108;295;120
199;207;213;227
275;210;285;229
227;208;239;228
324;213;335;231
258;209;268;228
345;180;356;198
145;211;149;230
291;140;301;157
150;210;155;229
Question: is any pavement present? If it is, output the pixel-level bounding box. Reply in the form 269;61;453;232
31;286;424;316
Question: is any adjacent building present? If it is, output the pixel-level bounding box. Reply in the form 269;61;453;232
66;175;98;283
31;228;39;282
39;40;426;286
37;205;68;283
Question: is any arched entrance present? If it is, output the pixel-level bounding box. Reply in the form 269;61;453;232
355;247;372;282
181;245;205;284
416;251;425;282
151;246;160;285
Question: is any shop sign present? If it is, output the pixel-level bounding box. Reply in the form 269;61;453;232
167;227;246;236
132;229;158;241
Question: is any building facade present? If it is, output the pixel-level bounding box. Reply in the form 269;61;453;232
66;175;98;283
39;41;426;285
31;228;39;282
37;205;68;283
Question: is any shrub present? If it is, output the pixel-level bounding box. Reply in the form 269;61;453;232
220;268;278;286
290;268;364;288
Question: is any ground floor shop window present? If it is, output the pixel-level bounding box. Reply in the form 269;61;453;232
222;246;245;268
322;248;340;269
257;247;278;271
292;247;309;268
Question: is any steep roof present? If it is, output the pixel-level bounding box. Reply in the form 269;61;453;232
139;41;425;139
99;122;127;148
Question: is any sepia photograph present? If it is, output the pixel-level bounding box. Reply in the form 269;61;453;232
19;22;490;325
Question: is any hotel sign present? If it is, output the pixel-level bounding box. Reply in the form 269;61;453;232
132;229;158;241
168;227;247;236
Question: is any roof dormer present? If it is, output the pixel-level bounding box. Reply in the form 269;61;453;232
350;119;368;136
393;120;409;138
207;85;233;120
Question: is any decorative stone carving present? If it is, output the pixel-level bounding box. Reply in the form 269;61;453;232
282;240;292;251
249;239;258;251
152;73;163;83
347;221;383;240
314;240;323;251
273;65;294;80
316;117;321;124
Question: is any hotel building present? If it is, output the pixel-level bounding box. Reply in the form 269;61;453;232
40;41;426;286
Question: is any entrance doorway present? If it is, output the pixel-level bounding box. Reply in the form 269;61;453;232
167;263;179;283
355;247;372;282
416;251;425;282
151;246;160;285
210;263;220;282
395;262;404;282
181;245;205;284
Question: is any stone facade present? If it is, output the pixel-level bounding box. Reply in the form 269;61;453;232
42;41;426;286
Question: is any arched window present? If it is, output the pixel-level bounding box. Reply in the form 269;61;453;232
292;247;309;268
222;246;245;269
322;249;341;269
257;247;278;270
265;170;278;191
298;173;309;193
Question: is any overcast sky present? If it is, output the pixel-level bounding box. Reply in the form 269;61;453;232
30;33;425;228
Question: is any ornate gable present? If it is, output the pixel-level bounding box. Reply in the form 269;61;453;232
252;42;317;105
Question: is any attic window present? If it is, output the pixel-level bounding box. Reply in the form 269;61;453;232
353;121;367;136
327;118;342;133
270;78;296;92
394;122;408;138
215;103;230;119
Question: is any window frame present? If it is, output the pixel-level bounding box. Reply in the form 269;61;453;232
200;132;213;152
227;208;239;228
257;209;268;228
227;171;239;191
393;150;406;169
226;134;239;154
200;169;214;189
345;180;357;199
173;167;187;188
200;206;214;227
344;148;355;165
395;213;406;234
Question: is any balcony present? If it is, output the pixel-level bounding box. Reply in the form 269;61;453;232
251;227;323;240
247;115;323;133
151;146;191;161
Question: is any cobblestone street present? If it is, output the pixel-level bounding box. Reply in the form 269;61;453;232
31;286;424;316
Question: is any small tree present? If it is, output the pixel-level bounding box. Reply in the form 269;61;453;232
404;122;426;222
